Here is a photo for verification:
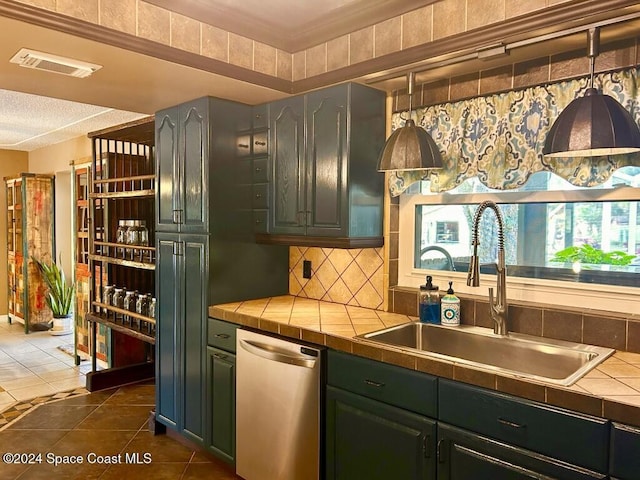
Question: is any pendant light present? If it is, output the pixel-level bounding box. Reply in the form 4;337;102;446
377;72;443;171
543;28;640;157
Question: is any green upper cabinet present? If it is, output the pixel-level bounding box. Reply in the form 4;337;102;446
156;97;222;234
270;95;305;236
258;82;386;248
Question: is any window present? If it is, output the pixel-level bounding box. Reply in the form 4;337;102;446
399;167;640;313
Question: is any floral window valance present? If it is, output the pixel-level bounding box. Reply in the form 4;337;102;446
388;66;640;197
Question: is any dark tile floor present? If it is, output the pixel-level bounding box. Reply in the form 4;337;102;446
0;383;242;479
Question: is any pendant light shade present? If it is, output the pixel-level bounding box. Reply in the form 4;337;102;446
543;28;640;158
378;73;443;171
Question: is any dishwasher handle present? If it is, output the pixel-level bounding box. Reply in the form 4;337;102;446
239;339;318;368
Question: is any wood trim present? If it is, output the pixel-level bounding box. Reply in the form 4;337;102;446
85;361;155;391
0;0;292;93
87;116;155;142
255;234;383;249
291;0;640;93
145;0;436;52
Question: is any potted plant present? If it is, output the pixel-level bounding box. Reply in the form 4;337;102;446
33;256;74;335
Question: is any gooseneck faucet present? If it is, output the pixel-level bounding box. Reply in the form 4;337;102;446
467;201;508;336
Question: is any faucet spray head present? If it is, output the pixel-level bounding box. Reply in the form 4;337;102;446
467;242;480;287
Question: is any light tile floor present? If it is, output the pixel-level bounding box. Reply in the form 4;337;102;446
0;320;90;412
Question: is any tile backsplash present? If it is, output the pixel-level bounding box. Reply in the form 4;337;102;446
289;247;384;310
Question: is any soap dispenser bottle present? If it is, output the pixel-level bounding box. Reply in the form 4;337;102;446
441;281;460;326
419;276;440;324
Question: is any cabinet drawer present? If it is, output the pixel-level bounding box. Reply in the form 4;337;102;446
327;350;437;418
253;210;268;233
252;105;268;130
439;379;610;473
610;422;640;480
252;131;268;156
207;318;238;352
252;157;269;184
252;184;269;209
236;134;252;157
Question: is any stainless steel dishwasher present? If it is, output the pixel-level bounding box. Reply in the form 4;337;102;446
236;329;323;480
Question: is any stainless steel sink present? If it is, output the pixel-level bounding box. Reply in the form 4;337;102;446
357;322;614;386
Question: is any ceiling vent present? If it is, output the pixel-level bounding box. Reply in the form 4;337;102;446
9;48;102;78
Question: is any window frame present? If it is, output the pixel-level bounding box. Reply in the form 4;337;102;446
398;185;640;315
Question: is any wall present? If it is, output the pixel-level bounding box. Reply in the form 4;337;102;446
28;136;92;284
0;150;30;315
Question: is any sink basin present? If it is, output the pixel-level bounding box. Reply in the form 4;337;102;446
357;322;614;386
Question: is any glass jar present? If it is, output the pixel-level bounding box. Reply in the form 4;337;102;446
112;287;125;321
102;285;114;316
123;290;137;325
125;221;141;247
138;221;149;247
116;221;129;257
136;293;148;318
147;296;156;319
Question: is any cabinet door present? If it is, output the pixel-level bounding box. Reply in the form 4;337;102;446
156;107;180;233
270;96;305;235
437;423;606;480
305;85;348;237
179;99;209;233
610;422;640;480
326;386;436;480
155;234;180;429
206;346;235;463
181;235;208;444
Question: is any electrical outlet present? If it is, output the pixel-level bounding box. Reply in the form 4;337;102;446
303;260;312;279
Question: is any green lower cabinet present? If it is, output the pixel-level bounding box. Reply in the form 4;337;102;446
437;423;606;480
205;346;235;464
326;385;436;480
610;422;640;480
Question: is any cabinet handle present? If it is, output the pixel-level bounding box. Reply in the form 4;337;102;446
254;141;267;146
255;167;262;172
364;379;385;388
213;352;228;360
238;143;250;149
437;439;445;463
214;333;230;339
423;435;431;458
497;417;526;429
255;193;262;199
255;219;263;224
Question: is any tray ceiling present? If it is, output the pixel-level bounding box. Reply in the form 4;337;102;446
145;0;436;51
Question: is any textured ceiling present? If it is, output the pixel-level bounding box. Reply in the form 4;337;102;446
0;89;146;152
